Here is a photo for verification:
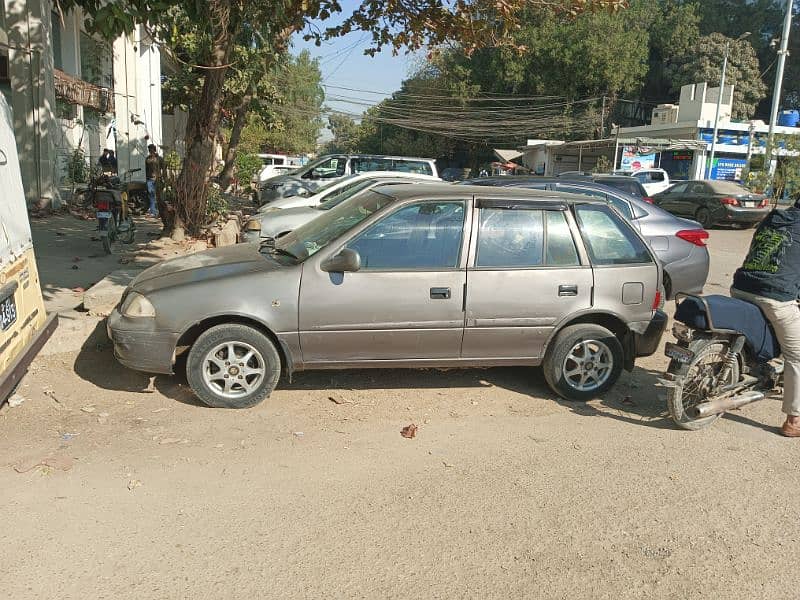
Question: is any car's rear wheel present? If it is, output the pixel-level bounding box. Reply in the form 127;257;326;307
187;324;281;408
695;207;712;228
543;324;624;401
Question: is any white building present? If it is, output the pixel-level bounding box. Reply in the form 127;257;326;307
2;1;163;208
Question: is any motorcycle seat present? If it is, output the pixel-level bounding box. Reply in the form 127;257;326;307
674;294;781;361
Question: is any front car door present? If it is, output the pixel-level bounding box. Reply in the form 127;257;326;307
298;198;469;365
655;182;689;213
461;199;593;361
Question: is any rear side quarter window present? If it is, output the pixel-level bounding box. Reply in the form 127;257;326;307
574;204;652;265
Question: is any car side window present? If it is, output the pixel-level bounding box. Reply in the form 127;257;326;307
574;204;652;265
668;182;688;194
545;211;580;266
476;209;545;267
347;202;465;269
689;182;707;194
651;171;665;182
605;195;633;219
634;172;648;184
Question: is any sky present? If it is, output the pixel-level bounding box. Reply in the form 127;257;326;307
290;2;419;137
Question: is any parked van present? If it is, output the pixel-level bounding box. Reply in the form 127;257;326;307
256;154;439;205
0;93;58;402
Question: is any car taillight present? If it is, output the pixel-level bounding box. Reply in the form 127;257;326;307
95;199;110;211
643;196;654;204
676;229;709;247
652;290;662;310
758;198;768;208
720;197;739;206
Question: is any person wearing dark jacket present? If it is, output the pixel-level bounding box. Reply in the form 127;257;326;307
732;200;800;437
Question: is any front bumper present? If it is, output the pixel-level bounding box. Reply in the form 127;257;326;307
107;309;179;374
633;309;668;357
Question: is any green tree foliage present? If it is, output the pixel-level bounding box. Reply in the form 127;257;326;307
324;113;361;153
667;32;768;119
56;0;627;234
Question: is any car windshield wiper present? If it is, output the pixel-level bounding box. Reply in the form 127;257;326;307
259;241;298;260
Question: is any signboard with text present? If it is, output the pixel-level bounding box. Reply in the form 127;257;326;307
620;147;656;171
708;157;747;181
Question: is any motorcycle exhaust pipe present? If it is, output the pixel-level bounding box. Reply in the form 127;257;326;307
690;390;765;418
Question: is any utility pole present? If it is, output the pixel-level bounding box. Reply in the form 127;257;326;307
707;32;751;179
706;43;730;179
766;0;794;176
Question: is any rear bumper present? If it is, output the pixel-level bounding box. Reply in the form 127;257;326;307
720;206;770;224
0;313;58;401
107;309;178;374
633;309;668;357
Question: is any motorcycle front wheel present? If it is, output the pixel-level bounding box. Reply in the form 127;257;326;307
667;338;740;430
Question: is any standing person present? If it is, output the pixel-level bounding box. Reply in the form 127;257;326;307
731;198;800;437
145;144;164;218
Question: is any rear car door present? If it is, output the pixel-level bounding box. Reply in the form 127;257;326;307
462;200;592;360
298;199;468;363
573;203;659;326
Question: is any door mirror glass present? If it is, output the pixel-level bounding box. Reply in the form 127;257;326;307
321;248;361;272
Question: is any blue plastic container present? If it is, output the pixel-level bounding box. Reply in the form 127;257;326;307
778;109;800;127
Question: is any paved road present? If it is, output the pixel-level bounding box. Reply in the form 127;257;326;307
4;225;799;600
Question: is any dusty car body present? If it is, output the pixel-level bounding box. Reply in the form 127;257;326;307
108;184;666;409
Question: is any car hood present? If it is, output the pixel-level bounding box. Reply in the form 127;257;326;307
257;205;319;221
131;245;275;293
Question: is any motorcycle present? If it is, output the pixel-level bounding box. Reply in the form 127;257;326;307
661;293;783;430
86;168;136;254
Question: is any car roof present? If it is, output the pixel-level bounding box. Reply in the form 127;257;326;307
317;153;435;161
372;182;606;205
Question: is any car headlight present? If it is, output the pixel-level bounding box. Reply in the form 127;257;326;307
245;219;262;231
121;292;156;318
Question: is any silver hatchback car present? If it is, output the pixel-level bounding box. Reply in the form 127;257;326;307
108;184;667;408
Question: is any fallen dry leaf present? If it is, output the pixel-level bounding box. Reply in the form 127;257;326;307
127;479;142;491
400;424;418;439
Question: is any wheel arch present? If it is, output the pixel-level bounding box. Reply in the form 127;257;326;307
176;314;293;377
543;312;633;370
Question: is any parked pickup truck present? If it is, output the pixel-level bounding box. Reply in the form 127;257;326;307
0;93;58;403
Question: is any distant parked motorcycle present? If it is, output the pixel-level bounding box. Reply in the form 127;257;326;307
661;293;783;430
85;168;136;254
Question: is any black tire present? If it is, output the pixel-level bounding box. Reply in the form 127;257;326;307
543;324;624;401
667;339;739;431
663;272;673;300
695;207;712;228
186;324;281;408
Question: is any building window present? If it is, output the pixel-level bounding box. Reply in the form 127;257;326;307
51;11;63;70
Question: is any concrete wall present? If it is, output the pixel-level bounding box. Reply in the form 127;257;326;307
5;0;59;208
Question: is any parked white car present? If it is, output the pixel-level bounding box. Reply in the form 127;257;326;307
628;168;671;196
256;154;439;205
258;171;442;212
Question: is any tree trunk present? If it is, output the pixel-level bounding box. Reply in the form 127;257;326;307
174;0;238;235
218;87;253;192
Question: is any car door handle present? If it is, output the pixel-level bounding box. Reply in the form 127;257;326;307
430;287;451;299
558;284;578;297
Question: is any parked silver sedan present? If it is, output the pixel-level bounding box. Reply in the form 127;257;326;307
108;184;667;409
242;175;442;244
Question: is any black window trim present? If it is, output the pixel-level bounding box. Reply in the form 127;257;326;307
571;202;655;267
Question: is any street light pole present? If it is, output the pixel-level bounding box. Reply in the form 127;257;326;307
706;41;730;179
706;31;752;179
766;0;794;176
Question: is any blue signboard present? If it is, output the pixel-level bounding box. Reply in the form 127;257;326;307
708;157;747;181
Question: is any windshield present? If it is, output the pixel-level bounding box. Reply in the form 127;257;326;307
317;179;379;209
276;190;395;260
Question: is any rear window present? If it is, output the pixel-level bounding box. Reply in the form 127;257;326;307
708;180;749;195
574;204;652;265
351;157;433;176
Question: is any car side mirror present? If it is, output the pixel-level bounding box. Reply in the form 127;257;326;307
321;248;361;273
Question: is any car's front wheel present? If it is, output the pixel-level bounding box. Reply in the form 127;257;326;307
187;324;281;408
543;324;624;401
